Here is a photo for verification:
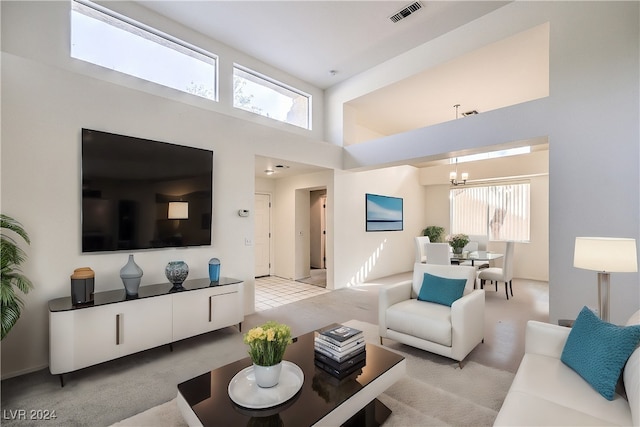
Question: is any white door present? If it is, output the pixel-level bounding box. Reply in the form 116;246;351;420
254;193;271;277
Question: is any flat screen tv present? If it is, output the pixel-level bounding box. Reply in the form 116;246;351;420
81;128;213;252
365;193;403;232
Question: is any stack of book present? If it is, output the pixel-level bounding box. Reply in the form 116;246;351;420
314;325;366;379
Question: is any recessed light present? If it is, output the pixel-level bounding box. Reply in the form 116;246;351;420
275;164;290;169
264;169;275;175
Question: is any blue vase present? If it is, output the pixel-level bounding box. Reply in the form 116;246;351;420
120;254;143;295
208;258;220;282
165;261;189;288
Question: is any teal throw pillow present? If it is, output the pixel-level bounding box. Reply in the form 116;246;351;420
561;306;640;400
417;272;467;307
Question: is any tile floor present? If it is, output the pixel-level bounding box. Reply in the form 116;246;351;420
254;275;330;311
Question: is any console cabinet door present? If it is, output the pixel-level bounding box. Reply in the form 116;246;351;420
118;295;172;355
50;304;122;374
172;284;242;341
210;289;243;330
50;296;173;375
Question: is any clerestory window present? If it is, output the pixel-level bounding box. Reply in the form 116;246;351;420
71;0;217;101
451;147;531;164
233;65;311;130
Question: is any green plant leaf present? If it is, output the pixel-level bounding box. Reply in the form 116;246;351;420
1;301;21;340
1;214;32;340
0;214;30;244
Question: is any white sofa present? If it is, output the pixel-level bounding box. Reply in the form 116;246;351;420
495;310;640;426
378;263;484;367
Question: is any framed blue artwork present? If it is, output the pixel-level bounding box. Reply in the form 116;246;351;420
365;193;403;232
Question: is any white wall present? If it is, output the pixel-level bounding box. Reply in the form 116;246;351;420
328;1;640;324
294;189;311;280
0;2;342;378
423;185;451;233
333;165;427;287
255;178;276;194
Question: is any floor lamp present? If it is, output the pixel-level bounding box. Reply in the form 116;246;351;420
573;237;638;322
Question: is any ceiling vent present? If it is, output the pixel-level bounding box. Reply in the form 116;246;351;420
389;2;423;23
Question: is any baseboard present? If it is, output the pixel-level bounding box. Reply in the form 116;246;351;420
1;363;49;380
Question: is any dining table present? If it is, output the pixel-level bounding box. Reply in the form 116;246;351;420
450;251;503;267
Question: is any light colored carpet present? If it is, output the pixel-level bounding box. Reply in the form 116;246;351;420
113;320;514;426
112;399;185;427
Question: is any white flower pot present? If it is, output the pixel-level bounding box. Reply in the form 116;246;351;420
253;362;282;388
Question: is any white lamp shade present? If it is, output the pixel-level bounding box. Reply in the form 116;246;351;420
574;237;638;272
168;202;189;220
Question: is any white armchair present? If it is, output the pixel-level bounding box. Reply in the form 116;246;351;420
378;263;485;367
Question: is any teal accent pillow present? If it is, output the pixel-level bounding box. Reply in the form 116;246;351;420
417;273;467;307
561;306;640;400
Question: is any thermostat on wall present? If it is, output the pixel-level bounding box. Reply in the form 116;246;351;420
238;209;250;217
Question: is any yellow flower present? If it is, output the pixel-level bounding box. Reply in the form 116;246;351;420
243;321;292;366
266;329;275;341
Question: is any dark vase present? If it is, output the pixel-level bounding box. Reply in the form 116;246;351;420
166;261;189;288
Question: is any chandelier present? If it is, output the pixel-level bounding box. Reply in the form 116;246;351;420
450;104;469;186
450;158;468;186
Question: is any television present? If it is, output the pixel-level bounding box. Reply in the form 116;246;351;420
365;193;403;232
81;128;213;252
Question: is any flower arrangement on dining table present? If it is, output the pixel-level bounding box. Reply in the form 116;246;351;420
447;233;470;254
243;321;293;367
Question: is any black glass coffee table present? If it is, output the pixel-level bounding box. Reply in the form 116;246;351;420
177;326;406;426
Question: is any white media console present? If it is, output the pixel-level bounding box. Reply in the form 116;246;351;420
49;277;243;386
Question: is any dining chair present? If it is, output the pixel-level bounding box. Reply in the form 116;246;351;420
424;242;451;265
414;236;430;263
478;241;515;299
464;241;478;252
468;235;488;251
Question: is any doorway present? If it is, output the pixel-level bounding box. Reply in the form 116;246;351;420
297;189;327;287
310;190;326;269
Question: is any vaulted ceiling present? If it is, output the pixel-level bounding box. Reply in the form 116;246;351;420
134;1;547;178
137;1;510;89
